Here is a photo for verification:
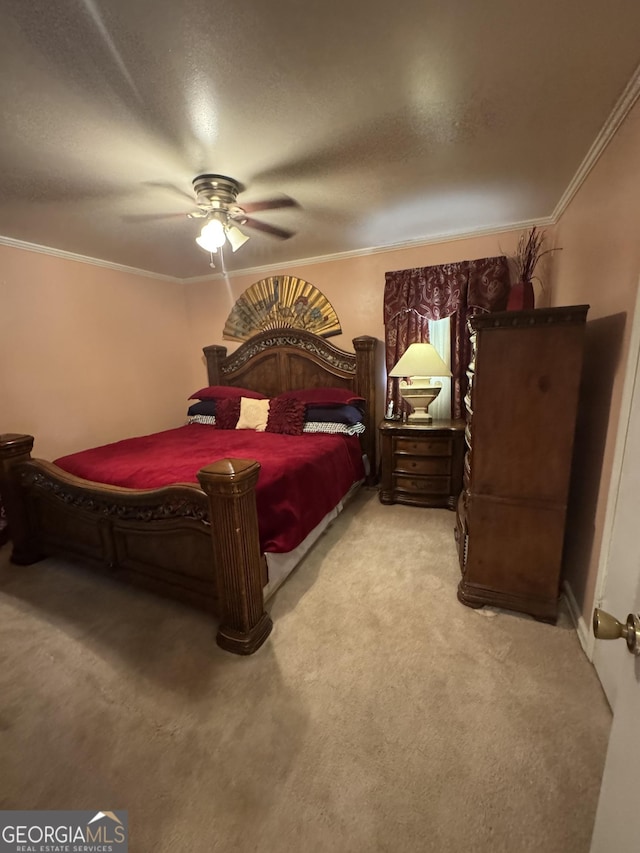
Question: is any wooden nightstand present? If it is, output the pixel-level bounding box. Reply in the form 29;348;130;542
378;419;465;509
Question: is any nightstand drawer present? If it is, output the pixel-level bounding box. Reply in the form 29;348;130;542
395;437;451;456
378;419;464;509
393;474;451;495
394;456;451;476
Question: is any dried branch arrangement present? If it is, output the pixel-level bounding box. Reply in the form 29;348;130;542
514;226;561;284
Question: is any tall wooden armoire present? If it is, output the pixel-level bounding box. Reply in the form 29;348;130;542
455;305;589;621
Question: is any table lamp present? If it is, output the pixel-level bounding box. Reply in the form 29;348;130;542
389;343;452;423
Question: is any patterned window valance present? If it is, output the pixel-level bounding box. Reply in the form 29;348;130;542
383;256;510;325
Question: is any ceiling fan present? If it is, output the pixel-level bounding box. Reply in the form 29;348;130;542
187;174;297;256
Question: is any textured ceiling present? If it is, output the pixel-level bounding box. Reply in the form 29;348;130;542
1;0;639;279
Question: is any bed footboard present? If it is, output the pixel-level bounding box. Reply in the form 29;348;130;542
0;434;271;656
198;459;272;655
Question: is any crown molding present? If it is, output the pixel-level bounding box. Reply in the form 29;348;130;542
181;216;554;283
552;61;640;222
0;210;574;286
0;234;180;282
3;221;544;286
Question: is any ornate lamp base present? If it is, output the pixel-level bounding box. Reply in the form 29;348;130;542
406;411;433;424
399;379;442;424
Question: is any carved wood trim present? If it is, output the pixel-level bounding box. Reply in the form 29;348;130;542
220;329;358;378
470;305;590;332
198;458;272;654
20;468;210;523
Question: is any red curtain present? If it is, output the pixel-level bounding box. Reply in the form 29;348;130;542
384;256;510;418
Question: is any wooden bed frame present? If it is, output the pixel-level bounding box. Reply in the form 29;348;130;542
0;330;376;656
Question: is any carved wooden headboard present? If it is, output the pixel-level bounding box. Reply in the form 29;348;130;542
203;329;377;481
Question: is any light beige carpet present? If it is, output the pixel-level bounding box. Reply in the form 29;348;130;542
0;489;611;852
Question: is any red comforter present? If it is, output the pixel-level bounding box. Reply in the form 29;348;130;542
54;424;364;554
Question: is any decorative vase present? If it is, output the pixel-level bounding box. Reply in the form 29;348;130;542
506;279;535;311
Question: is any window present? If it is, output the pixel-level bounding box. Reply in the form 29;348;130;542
427;316;452;420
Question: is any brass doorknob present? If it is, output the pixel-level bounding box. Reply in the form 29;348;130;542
593;608;640;655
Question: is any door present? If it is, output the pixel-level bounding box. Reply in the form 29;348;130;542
589;301;640;851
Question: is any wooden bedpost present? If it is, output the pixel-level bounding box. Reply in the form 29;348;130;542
353;336;378;485
202;344;228;385
0;434;42;565
197;458;273;655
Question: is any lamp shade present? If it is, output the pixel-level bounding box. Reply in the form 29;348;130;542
389;343;451;378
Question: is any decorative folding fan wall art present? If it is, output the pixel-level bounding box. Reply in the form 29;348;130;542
223;276;342;342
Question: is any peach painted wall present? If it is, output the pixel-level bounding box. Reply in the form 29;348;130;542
0;245;192;460
549;98;640;626
182;228;530;425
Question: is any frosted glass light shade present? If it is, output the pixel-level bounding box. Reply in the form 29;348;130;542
196;219;226;252
226;224;250;252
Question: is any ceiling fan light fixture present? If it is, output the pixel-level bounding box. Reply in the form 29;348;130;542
196;218;226;252
189;174;297;261
226;224;250;253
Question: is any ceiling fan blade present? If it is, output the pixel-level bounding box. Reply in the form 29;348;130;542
240;196;299;214
142;180;196;204
242;217;295;240
122;212;188;222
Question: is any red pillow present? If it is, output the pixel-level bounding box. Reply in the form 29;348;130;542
189;385;266;401
277;387;365;407
214;397;241;429
266;398;306;435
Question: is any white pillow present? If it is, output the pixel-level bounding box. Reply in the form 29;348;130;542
236;397;270;431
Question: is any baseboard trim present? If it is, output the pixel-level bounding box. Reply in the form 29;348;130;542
562;579;595;660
